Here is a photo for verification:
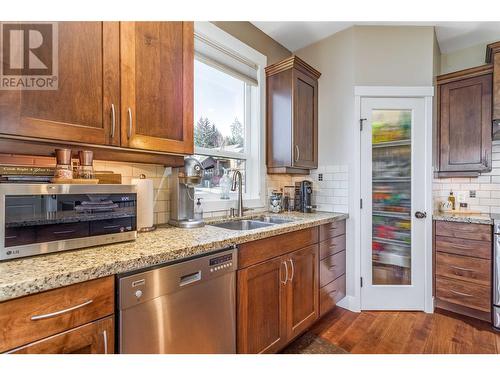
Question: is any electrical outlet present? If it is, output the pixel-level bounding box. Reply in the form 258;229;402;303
318;173;323;181
469;190;476;198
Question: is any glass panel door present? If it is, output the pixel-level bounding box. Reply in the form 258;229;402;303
360;96;428;311
371;110;411;285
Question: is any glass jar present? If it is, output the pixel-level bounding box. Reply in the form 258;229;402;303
54;164;73;180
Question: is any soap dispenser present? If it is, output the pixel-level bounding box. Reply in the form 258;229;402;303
194;198;203;221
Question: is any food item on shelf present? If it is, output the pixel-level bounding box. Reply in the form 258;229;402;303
373;182;411;214
372;110;411;144
372;145;410;179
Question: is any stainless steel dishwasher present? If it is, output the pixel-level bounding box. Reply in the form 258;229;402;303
118;246;237;353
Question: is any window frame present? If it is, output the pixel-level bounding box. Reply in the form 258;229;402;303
193;22;267;213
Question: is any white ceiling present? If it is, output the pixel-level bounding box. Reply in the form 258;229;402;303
251;22;500;53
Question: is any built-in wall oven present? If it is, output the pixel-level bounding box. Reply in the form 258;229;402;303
0;184;137;261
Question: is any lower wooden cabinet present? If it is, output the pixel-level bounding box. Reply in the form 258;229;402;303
0;276;115;353
237;245;319;354
237;257;287;354
286;245;319;341
9;316;114;354
433;220;492;322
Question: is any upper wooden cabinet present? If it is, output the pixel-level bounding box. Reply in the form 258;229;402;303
486;41;500;136
435;65;493;177
0;21;193;157
121;22;193;154
0;22;120;146
265;56;320;174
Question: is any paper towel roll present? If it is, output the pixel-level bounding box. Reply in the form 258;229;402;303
132;177;154;231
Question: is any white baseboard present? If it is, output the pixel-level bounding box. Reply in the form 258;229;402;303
336;295;361;313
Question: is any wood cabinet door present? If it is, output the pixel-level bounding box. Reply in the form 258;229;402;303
285;244;319;341
292;69;318;169
439;73;492;173
9;316;114;354
0;22;120;146
237;257;287;354
120;22;194;154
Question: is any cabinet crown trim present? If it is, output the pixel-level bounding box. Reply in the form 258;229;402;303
265;55;321;79
436;64;493;85
486;41;500;63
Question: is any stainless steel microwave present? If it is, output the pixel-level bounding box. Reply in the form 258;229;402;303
0;184;137;261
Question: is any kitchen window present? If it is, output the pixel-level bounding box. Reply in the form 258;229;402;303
193;22;266;210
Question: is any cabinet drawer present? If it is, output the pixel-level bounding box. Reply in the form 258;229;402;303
319;275;346;317
238;227;318;269
319;220;346;242
0;276;114;353
435;221;491;241
319;251;346;288
435;235;491;260
435;276;491;312
9;316;114;354
319;234;345;260
436;252;491;286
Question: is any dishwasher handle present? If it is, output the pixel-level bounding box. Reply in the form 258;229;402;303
179;271;202;287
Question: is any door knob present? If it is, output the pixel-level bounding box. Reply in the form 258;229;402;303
415;211;427;219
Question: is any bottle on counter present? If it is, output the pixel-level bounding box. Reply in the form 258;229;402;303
194;198;203;221
448;191;456;211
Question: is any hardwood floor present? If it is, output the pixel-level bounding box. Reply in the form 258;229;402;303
308;307;500;354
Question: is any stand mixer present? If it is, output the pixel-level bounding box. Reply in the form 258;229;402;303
169;157;205;228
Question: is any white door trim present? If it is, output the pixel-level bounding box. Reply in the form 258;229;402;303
347;86;434;313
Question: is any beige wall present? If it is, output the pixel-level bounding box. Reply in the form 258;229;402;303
211;22;291;65
296;25;437;303
353;26;435;86
440;42;490;74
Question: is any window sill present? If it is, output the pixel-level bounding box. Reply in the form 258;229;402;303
199;197;265;213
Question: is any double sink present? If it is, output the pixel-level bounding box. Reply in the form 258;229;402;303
210;215;296;231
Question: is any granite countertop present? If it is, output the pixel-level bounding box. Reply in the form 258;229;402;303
0;211;348;302
433;212;493;225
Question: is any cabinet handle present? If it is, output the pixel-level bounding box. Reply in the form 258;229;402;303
281;261;289;285
450;265;473;273
450;290;473;298
102;329;108;354
110;104;116;138
294;145;300;162
127;107;133;139
329;264;338;270
288;259;294;281
30;299;93;321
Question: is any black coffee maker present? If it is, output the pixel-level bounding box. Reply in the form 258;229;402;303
295;180;313;213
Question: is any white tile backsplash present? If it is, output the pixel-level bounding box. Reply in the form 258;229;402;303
433;140;500;213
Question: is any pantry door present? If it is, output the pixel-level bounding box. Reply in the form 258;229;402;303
360;97;427;310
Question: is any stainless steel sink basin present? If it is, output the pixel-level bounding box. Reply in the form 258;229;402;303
211;219;275;231
253;216;296;224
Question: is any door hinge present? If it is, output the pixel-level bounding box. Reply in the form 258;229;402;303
360;198;363;209
360;277;363;288
360;118;367;131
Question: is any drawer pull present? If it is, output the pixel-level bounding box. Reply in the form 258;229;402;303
450;265;474;273
450;290;473;298
329;265;338;270
53;229;76;235
328;289;338;296
30;299;94;321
